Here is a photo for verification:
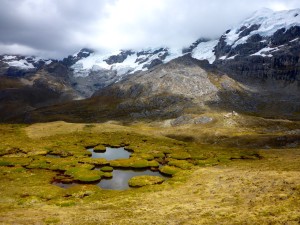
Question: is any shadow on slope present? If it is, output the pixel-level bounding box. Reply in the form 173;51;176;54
21;83;197;123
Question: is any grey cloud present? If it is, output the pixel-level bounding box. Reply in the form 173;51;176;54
0;0;299;58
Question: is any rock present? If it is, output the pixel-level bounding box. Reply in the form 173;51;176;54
104;50;135;65
62;48;93;67
193;116;213;124
171;115;193;126
224;111;238;118
142;58;163;70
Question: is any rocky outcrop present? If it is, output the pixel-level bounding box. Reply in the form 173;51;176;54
212;9;300;89
104;50;135;65
92;55;219;119
182;38;210;54
62;48;93;67
0;62;80;122
1;8;300;122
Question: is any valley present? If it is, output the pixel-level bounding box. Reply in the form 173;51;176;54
0;6;299;225
0;117;299;224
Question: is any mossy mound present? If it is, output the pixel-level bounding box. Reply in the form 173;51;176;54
168;159;193;170
131;153;155;160
195;158;219;167
78;158;109;166
169;152;191;160
100;166;113;172
65;168;104;182
76;163;95;170
93;145;106;152
65;184;100;198
128;175;165;187
47;150;73;157
24;185;64;200
159;165;182;176
27;150;48;156
0;157;32;167
45;158;79;171
26;158;51;169
51;145;87;157
110;159;159;169
151;152;165;158
102;172;113;178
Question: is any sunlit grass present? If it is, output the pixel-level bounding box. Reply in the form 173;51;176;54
0;114;299;224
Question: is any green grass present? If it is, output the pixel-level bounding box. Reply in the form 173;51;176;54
0;116;299;224
128;175;165;187
65;167;103;182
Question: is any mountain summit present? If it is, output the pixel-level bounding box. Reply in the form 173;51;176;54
0;8;299;122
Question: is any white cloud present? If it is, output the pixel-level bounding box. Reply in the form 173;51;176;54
0;0;299;58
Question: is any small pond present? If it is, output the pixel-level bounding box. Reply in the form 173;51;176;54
54;147;167;190
87;147;131;160
98;169;165;190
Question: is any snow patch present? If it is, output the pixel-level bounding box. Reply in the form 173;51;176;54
251;46;278;57
71;47;184;77
45;60;52;65
191;40;218;64
3;55;17;60
6;59;35;69
71;52;113;77
290;37;299;42
224;8;300;47
227;54;238;60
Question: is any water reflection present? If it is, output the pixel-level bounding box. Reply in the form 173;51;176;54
98;169;165;190
88;147;131;160
53;147;167;190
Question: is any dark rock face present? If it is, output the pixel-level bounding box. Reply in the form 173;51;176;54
271;26;300;46
0;58;80;122
214;26;300;85
135;48;169;69
89;55;218;120
207;22;300;120
182;38;210;54
142;58;163;69
214;34;231;58
70;69;118;97
5;67;33;77
104;50;135;65
238;24;261;38
62;48;93;67
0;55;55;77
1;10;300;122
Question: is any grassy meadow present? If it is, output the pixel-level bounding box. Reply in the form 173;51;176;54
0;112;299;224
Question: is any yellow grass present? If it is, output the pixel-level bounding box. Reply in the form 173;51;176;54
0;114;299;224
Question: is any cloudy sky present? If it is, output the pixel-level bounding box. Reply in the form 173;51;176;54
0;0;300;58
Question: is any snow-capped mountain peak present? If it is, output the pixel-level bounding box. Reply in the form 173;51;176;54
213;8;300;62
223;8;300;47
0;54;52;70
70;47;183;77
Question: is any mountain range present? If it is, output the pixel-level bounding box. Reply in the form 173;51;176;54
0;8;299;122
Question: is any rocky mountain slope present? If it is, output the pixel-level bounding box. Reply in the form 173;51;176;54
214;8;300;85
0;61;80;121
0;8;299;122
